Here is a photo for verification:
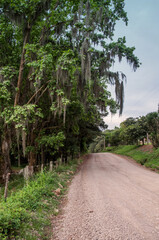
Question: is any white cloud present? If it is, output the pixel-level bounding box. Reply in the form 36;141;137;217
104;114;127;129
104;0;159;130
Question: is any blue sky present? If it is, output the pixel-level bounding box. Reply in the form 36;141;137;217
104;0;159;129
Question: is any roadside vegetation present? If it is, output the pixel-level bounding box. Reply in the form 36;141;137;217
0;0;140;181
0;158;81;240
0;1;140;238
89;112;159;171
90;112;159;151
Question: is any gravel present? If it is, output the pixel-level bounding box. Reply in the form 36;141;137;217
52;153;159;240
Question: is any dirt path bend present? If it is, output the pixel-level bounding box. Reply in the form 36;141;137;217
52;153;159;240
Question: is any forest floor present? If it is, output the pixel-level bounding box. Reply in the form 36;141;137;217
51;153;159;240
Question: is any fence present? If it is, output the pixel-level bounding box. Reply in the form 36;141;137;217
3;159;61;201
20;159;61;180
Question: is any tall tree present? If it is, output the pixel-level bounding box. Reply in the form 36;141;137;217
146;112;159;148
0;0;140;179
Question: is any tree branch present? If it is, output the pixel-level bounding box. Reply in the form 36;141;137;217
27;84;46;104
35;86;48;104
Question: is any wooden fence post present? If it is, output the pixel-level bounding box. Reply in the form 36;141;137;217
23;166;34;182
56;160;58;169
41;164;44;172
50;161;53;171
4;173;10;202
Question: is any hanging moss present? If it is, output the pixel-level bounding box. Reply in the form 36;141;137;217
81;38;91;85
22;129;26;157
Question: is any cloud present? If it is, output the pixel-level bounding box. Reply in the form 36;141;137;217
105;0;159;129
104;114;127;129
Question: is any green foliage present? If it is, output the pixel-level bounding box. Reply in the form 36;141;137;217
38;132;65;153
106;145;159;170
112;145;139;155
113;145;150;165
0;66;18;109
0;159;79;239
88;135;105;153
0;0;140;177
26;43;54;82
144;148;159;169
0;15;20;67
116;113;159;148
104;128;121;146
5;104;43;129
100;116;148;148
107;37;140;70
0;175;25;202
146;112;159;148
104;146;117;152
0;81;11;104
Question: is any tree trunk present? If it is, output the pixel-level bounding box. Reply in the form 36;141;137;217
28;127;37;166
29;151;37;166
18;153;21;167
14;26;31;106
4;173;10;202
0;157;5;183
2;125;11;178
41;146;45;165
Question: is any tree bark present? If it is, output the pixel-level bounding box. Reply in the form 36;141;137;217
28;127;37;166
2;125;11;178
41;146;45;165
0;157;5;183
29;151;37;166
4;173;10;202
14;26;31;106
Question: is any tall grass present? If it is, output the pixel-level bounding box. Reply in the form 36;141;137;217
0;159;80;239
106;145;159;170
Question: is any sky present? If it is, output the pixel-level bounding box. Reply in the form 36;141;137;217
104;0;159;129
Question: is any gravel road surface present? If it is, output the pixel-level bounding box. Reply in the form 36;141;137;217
52;153;159;240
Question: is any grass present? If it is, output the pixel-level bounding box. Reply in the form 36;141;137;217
0;158;82;240
105;145;159;170
0;174;25;201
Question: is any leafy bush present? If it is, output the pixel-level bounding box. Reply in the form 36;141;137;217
105;146;118;152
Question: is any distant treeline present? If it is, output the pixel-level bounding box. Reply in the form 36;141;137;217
90;111;159;152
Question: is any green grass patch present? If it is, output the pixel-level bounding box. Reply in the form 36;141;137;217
113;145;139;155
0;174;25;201
105;145;159;170
0;159;81;239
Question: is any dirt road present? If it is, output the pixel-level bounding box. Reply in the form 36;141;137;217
52;153;159;240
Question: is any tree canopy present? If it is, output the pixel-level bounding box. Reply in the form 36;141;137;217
0;0;140;179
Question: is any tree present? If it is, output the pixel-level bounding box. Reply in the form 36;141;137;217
146;112;159;148
119;116;148;145
0;0;140;180
135;116;148;144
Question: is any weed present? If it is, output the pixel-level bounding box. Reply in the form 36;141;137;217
106;145;159;171
0;158;81;239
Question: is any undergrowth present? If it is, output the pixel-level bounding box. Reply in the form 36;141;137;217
0;158;81;239
105;145;159;170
